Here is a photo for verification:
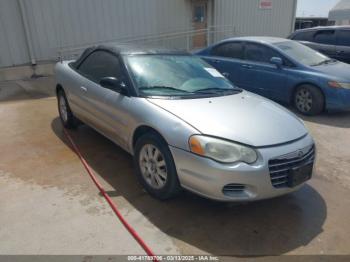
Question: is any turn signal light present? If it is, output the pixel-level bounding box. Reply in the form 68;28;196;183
328;81;341;88
189;136;205;155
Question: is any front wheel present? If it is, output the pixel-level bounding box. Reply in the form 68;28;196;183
134;133;181;200
294;85;324;115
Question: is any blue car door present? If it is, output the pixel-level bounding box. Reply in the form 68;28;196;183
238;42;287;100
200;41;244;87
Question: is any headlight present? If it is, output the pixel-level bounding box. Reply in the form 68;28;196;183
189;135;257;164
328;81;350;89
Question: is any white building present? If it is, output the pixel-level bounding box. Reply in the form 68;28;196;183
329;0;350;25
0;0;297;69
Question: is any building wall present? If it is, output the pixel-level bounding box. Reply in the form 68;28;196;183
0;0;30;67
213;0;297;39
0;0;297;68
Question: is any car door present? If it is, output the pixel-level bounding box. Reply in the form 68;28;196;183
98;56;133;149
312;29;337;58
336;29;350;63
76;50;127;143
201;41;244;87
239;42;287;100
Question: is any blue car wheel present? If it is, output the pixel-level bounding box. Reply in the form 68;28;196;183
294;85;324;115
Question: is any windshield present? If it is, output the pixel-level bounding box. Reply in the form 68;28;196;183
125;55;239;98
274;41;334;66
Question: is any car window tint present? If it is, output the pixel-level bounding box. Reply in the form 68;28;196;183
211;42;243;59
337;30;350;46
314;30;336;45
245;43;282;64
292;31;314;42
78;51;122;82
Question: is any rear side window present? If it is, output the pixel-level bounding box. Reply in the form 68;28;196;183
211;42;244;59
245;43;282;64
292;31;315;42
337;30;350;46
78;51;122;82
314;30;336;45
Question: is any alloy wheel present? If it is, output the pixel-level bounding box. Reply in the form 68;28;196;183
295;88;313;113
139;144;168;189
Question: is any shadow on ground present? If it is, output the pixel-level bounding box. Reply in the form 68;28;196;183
0;77;55;102
285;105;350;128
52;118;327;256
300;111;350;128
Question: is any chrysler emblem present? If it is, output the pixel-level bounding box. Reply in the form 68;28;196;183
298;150;304;157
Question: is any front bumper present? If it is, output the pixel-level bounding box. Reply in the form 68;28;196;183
326;88;350;112
170;134;315;202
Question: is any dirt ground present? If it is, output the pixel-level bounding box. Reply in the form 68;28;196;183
0;77;350;256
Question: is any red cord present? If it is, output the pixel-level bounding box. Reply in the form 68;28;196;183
63;128;158;261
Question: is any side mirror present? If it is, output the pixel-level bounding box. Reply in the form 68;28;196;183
100;77;128;95
270;57;283;68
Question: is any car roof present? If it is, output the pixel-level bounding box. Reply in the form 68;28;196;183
72;43;190;67
90;43;189;56
221;36;290;44
293;25;350;33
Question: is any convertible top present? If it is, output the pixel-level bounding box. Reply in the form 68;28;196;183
72;43;189;68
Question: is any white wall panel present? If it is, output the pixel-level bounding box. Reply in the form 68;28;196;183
0;0;296;68
213;0;297;38
0;0;29;67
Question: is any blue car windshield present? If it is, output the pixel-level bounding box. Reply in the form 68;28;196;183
125;55;239;98
274;41;332;66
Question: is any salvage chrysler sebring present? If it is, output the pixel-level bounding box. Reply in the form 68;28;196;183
55;45;316;201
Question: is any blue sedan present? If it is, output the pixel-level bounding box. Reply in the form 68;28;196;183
196;37;350;115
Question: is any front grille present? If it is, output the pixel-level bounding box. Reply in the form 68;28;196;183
268;145;315;188
222;184;246;196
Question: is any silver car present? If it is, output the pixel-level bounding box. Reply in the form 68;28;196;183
55;44;316;202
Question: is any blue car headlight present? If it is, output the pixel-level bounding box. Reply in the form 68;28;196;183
328;81;350;89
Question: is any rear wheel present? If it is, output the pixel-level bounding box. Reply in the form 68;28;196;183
57;89;78;129
134;132;181;200
294;85;324;115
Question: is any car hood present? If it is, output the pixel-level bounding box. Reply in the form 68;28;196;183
147;92;307;147
312;61;350;80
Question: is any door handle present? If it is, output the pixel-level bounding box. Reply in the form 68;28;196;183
242;64;253;69
336;50;345;54
212;59;221;63
80;86;88;92
222;72;230;77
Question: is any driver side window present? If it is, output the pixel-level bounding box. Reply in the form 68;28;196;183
244;43;279;64
211;42;244;59
78;51;122;83
244;43;293;67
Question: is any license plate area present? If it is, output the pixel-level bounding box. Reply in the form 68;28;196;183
288;162;313;188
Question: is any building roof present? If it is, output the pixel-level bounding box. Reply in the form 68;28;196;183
329;0;350;21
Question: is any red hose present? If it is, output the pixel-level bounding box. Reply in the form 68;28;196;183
63;129;158;261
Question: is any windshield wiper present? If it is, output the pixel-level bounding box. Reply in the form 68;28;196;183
139;86;192;93
195;87;240;94
311;59;336;66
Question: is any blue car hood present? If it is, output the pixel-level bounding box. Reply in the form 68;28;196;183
312;62;350;81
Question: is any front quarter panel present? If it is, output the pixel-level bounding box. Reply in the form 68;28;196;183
125;98;200;155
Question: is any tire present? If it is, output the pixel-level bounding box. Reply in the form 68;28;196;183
294;85;324;116
134;132;181;200
57;89;78;129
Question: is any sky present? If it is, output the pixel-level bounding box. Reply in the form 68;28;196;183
297;0;340;17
